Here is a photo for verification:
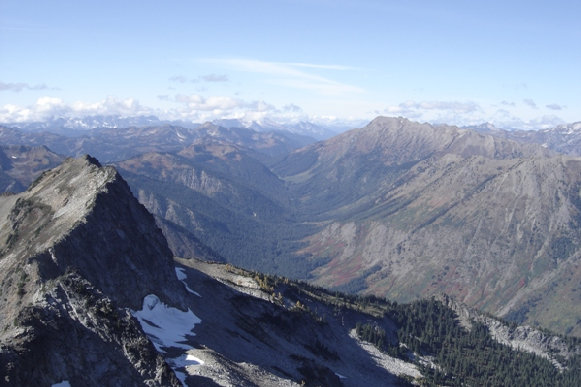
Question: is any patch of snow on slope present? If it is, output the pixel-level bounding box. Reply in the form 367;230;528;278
51;382;71;387
133;294;200;353
175;267;201;296
349;329;421;379
133;294;202;386
170;352;206;384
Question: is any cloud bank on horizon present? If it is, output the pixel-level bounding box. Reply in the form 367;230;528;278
1;1;579;130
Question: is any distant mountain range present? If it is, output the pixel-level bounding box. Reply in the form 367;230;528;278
0;122;316;163
2;114;351;140
468;121;581;156
2;116;581;339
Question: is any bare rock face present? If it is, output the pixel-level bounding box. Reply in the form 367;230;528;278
0;155;184;386
275;117;581;336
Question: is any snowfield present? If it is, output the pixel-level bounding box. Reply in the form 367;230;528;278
132;294;202;385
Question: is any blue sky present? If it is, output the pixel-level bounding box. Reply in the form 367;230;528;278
1;0;579;129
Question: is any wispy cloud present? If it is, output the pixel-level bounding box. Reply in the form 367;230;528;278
169;75;188;84
546;103;564;111
285;62;356;71
490;109;565;129
169;74;229;84
0;81;51;92
201;58;364;96
201;74;229;82
523;98;538;109
385;100;481;115
381;99;569;129
381;100;486;126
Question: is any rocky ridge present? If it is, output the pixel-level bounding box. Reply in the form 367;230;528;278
275;117;581;336
1;155;580;385
0;156;184;385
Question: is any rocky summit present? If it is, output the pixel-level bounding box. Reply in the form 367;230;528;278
0;156;184;386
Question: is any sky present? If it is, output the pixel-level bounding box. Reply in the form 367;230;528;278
1;0;580;129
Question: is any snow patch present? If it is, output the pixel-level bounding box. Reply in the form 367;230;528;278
334;372;347;379
175;267;201;296
52;382;71;387
170;352;205;385
350;329;420;379
132;294;200;353
133;294;203;386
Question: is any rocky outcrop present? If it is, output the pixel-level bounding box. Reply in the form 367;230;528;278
0;156;185;385
437;294;581;370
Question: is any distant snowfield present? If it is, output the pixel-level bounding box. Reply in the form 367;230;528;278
132;294;202;385
51;382;71;387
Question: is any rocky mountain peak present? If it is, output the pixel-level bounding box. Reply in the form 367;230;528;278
0;155;184;311
308;116;550;167
0;155;186;385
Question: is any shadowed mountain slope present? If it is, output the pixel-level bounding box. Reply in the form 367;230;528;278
0;145;64;192
114;139;318;277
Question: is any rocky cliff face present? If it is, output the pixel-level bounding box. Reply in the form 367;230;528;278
0;156;184;386
275;117;581;336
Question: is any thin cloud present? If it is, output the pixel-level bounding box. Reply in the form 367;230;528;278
546;103;564;110
286;62;356;71
170;74;229;84
386;100;481;114
523;98;538;109
0;81;50;92
169;75;188;83
202;58;364;96
382;100;486;127
201;74;229;82
282;103;303;113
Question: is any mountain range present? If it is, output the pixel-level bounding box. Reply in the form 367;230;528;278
274;117;581;336
1;116;581;341
1;155;580;386
2;114;347;140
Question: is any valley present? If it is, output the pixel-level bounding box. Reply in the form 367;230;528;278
0;138;580;385
2;117;581;338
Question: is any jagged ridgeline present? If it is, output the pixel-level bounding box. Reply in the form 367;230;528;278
0;155;580;386
0;156;184;386
3;119;581;338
